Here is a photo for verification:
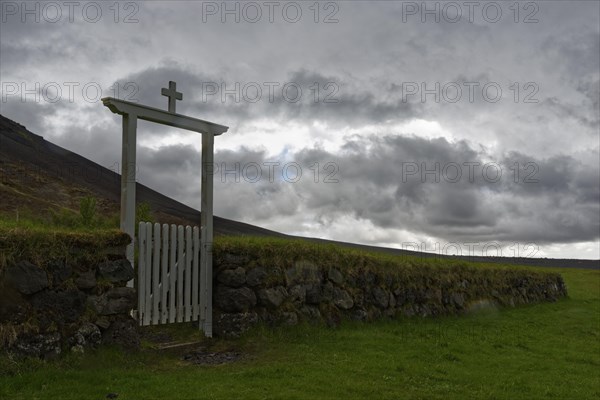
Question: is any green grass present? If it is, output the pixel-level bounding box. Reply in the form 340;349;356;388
0;205;119;232
0;198;155;234
1;266;598;400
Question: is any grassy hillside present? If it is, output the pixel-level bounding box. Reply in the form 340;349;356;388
0;114;286;237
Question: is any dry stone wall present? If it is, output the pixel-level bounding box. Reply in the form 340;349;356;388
213;253;568;337
0;232;570;356
0;233;138;358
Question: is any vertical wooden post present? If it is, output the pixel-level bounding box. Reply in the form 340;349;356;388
120;113;137;288
200;132;215;337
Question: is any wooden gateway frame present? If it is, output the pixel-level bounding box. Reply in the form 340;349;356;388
102;81;228;337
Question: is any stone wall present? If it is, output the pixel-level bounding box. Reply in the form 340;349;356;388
213;253;568;337
0;232;138;358
0;233;570;354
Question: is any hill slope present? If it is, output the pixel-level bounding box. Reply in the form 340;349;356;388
0;114;284;237
0;114;597;269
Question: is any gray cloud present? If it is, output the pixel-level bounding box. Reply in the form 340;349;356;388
120;133;598;247
107;65;423;131
1;0;598;258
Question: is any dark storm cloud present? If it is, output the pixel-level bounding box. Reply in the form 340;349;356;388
0;18;70;71
537;29;600;129
577;77;600;114
0;15;121;75
540;96;600;129
541;31;600;79
108;65;422;133
220;136;599;244
291;135;498;231
309;137;599;244
498;152;600;199
270;69;422;125
125;133;598;246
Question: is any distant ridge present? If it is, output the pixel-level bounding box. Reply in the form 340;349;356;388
1;114;597;270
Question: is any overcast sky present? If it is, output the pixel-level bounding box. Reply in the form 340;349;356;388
1;1;598;259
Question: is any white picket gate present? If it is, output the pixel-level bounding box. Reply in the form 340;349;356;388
136;222;210;331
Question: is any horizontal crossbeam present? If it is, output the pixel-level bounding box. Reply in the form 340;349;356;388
101;97;229;136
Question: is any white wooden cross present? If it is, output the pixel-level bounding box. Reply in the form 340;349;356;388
161;81;182;113
101;82;228;337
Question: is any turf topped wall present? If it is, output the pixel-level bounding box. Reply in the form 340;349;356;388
212;238;568;337
0;231;569;355
0;228;138;358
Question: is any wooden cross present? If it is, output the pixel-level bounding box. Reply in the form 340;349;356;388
161;81;183;113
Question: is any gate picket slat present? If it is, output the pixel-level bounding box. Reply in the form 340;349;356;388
152;223;161;325
176;225;184;322
137;222;204;328
161;224;169;324
169;224;177;323
143;222;153;326
138;222;146;325
192;226;200;321
185;226;192;322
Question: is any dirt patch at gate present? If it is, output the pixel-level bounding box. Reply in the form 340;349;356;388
140;325;244;366
181;348;243;365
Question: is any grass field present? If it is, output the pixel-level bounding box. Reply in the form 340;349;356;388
1;264;598;400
